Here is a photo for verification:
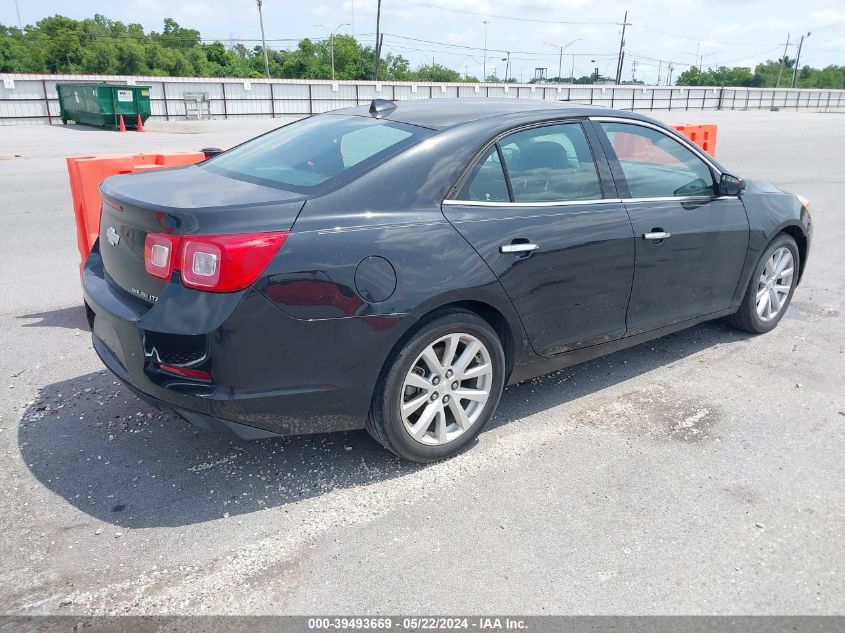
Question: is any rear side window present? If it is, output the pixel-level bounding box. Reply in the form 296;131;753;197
598;122;716;198
204;115;431;191
501;123;602;203
458;146;510;202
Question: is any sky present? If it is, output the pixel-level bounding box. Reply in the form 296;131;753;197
3;0;844;83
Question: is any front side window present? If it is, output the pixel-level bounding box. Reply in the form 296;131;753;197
499;123;602;203
599;122;716;198
204;115;431;191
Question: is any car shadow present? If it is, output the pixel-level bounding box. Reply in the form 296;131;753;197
18;321;751;529
18;306;90;330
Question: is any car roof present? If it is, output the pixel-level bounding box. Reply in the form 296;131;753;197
330;98;619;130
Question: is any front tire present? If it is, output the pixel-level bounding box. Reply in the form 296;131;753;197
367;309;506;463
724;234;799;333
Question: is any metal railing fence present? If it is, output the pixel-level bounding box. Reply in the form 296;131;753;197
2;73;843;125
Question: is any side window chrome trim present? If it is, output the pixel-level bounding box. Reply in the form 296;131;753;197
445;195;738;207
443;198;622;208
626;195;714;203
588;115;723;178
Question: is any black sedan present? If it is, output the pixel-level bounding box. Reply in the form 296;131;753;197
83;99;812;462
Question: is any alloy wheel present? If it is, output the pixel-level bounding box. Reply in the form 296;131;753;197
756;246;794;322
400;333;493;446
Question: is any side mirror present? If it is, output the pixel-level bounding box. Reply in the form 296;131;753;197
719;173;745;196
200;147;223;159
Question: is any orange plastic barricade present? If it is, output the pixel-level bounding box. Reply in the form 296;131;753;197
67;151;205;274
672;124;717;157
614;132;681;165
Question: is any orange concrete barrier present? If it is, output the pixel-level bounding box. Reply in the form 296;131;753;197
614;131;680;165
673;124;717;157
67;151;206;273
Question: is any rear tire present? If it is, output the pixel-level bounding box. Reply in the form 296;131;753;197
724;234;799;334
367;309;506;463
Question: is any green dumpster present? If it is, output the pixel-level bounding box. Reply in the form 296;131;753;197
56;83;152;130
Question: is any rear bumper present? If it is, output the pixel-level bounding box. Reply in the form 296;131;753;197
110;369;280;440
83;246;413;438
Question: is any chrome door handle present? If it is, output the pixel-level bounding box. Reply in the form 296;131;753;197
500;243;539;254
643;231;671;240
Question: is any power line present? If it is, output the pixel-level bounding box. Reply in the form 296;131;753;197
399;0;781;50
629;23;775;48
402;0;619;25
382;33;616;58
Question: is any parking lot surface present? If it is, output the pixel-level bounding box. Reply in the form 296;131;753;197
0;110;843;614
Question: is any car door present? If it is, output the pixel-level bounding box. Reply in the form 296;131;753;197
442;120;635;357
591;118;750;336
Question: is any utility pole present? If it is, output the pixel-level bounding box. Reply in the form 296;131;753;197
500;54;511;82
657;60;662;86
615;10;630;84
570;54;575;82
631;59;637;82
668;63;674;85
791;32;811;88
256;0;270;78
13;0;22;29
482;20;490;81
374;0;383;80
776;33;790;88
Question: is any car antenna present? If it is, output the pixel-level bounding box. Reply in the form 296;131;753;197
369;99;397;118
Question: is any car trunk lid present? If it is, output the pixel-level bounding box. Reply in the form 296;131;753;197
98;165;306;304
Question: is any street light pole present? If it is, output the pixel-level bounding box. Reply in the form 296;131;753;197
558;46;563;81
545;39;582;83
256;0;270;79
482;20;489;81
316;24;351;81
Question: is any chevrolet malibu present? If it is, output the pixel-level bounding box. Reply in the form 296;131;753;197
83;99;811;462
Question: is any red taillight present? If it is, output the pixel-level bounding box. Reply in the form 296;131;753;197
144;233;181;280
159;363;211;381
144;231;288;292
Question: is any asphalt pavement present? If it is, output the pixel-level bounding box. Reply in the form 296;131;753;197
0;109;842;615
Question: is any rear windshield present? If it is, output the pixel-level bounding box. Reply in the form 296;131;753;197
203;115;432;191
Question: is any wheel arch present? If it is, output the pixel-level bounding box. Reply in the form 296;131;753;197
436;300;517;382
778;224;808;283
371;296;525;410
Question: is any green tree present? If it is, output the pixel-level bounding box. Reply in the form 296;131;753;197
151;18;200;50
8;13;841;86
0;25;28;72
677;65;759;87
410;63;461;82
